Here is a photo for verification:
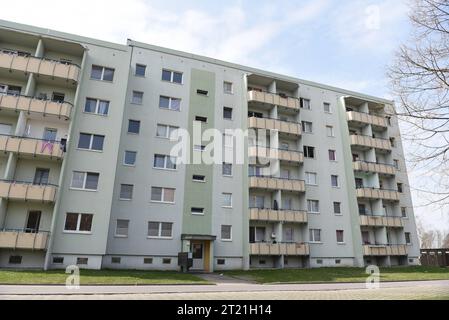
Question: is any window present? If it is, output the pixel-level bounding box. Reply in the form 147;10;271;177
397;183;403;193
147;222;173;238
326;125;334;137
156;124;178;140
163;258;171;264
386;116;392;126
64;213;93;232
119;184;134;200
124;151;137;166
300;98;311;110
305;172;318;185
195;116;208;123
193;175;206;182
223;107;233;120
91;65;114;81
43;128;57;141
9;256;22;264
284;227;294;242
135;64;146;77
309;229;321;242
221;225;232;241
128;120;141;134
249;195;265;209
393;159;400;170
336;230;344;243
331;175;339;187
282;198;292;210
153;154;177;170
222;163;232;176
249;226;266;243
191;207;205;215
162;69;183;84
131;91;144;104
217;259;226;265
70;171;99;190
355;178;364;189
52;257;64;264
328;150;336;161
76;257;88;265
144;258;153;264
34;168;49;185
324;102;331;113
52;92;65;103
111;257;121;264
159;96;181;111
78;133;105;151
197;89;208;96
222;193;233;208
302;121;313;133
335;259;341;265
358;203;367;215
84;98;109;115
307;200;319;213
389;137;396;147
115;219;129;237
151;187;175;203
223;81;233;94
303;146;315;158
401;207;407;218
405;232;411;244
352;153;359;162
334;202;342;215
248;111;263;118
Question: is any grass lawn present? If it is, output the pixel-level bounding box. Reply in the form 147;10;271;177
0;269;209;285
225;266;449;284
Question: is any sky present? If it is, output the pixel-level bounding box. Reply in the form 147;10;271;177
1;0;447;233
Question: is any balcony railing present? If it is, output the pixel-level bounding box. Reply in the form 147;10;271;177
359;214;404;228
347;110;388;128
249;208;308;223
363;244;408;256
0;229;49;250
350;134;391;151
0;93;73;119
353;160;395;176
0;134;64;159
248;90;300;111
356;187;400;201
249;175;306;193
0;49;80;83
250;242;309;256
248;117;302;136
248;146;304;164
0;179;58;202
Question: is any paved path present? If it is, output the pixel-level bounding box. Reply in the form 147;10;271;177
0;280;448;299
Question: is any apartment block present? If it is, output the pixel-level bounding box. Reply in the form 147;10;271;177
0;20;420;271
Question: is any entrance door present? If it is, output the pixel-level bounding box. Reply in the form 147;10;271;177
26;211;41;233
191;243;204;270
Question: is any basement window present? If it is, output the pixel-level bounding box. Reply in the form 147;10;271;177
76;257;88;265
192;175;206;182
52;257;64;264
144;258;153;264
217;259;226;265
191;207;205;215
9;256;22;264
195;116;208;123
162;258;171;264
111;257;121;264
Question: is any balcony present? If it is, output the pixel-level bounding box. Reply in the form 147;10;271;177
249;176;305;193
0;50;80;83
249;208;308;224
353;160;395;176
0;93;73;120
0;229;49;250
356;187;400;202
248;90;300;111
248;146;304;164
250;242;309;256
347;111;388;129
0;180;57;202
0;134;64;160
248;117;301;137
359;215;404;228
363;244;408;256
350;134;391;152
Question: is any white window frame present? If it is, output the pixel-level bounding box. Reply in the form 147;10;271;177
147;221;173;239
77;133;104;152
70;171;99;191
162;69;183;84
119;184;134;200
91;65;114;81
302;121;313;133
222;193;233;208
326;125;334;137
153;154;177;171
329;150;337;161
309;229;322;243
84;98;109;116
331;175;340;188
115;219;129;238
223;106;233;120
156;124;179;140
334;202;342;215
123;150;137;166
150;187;175;204
159;96;181;111
63;213;93;234
307;200;320;214
221;225;232;241
222;163;233;177
223;81;233;94
301;98;311;110
323;102;331;113
135;64;146;77
336;230;345;244
305;172;318;186
131;90;144;104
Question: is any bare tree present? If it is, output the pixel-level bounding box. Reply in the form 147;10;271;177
388;0;449;206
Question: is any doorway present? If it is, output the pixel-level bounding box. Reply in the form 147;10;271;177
26;211;41;233
191;242;204;270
